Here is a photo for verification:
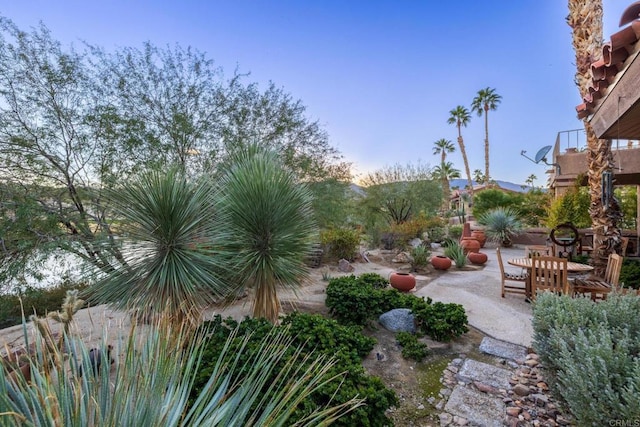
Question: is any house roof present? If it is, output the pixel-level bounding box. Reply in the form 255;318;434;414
575;2;640;139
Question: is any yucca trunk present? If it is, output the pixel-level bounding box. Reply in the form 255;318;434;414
568;0;622;275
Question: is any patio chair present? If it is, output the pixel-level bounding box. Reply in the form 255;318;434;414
496;247;527;298
571;253;623;301
524;245;552;257
531;255;569;300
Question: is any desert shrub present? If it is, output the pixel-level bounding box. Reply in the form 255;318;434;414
472;189;521;218
357;272;390;289
532;293;640;425
447;224;463;240
396;331;429;362
320;227;361;261
325;275;468;342
412;301;468;342
410;245;430;270
620;258;640;289
390;216;428;246
0;280;88;329
444;241;466;268
545;184;590;229
193;313;397;427
379;231;398;250
424;216;446;243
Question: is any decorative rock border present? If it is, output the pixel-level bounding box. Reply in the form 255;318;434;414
435;352;573;426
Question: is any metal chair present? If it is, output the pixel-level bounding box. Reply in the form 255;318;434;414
571;253;623;301
531;255;569;300
496;247;527;298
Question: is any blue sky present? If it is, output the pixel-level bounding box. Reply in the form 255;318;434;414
0;1;632;186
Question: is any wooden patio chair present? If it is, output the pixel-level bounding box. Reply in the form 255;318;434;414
531;255;569;300
524;245;552;257
496;247;527;298
571;253;623;301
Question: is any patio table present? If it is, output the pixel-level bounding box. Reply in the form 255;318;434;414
507;257;594;299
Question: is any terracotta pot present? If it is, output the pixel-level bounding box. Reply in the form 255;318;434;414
389;272;416;292
431;255;452;271
471;230;487;248
460;237;481;254
468;251;488;265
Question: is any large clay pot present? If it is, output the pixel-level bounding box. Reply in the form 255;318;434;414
468;251;488;265
460;237;481;254
471;230;487;248
431;255;452;271
389;272;416;292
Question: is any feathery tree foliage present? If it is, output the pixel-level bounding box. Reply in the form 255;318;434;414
0;16;350;285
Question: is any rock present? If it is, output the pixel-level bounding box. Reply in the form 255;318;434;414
473;381;498;394
506;406;522;417
512;383;530;396
439;412;453;425
408;238;422;248
391;252;412;263
530;393;549;407
417;403;425;410
525;359;539;368
378;308;416;333
337;259;354;272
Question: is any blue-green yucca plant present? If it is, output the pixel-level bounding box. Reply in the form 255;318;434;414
215;144;317;323
86;167;233;329
477;207;523;247
0;321;363;426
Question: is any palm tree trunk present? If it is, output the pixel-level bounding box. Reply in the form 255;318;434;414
457;133;474;200
568;0;621;275
484;107;490;184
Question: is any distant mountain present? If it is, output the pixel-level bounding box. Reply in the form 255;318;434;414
449;179;533;193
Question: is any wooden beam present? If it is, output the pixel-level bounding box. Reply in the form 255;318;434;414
590;51;640;139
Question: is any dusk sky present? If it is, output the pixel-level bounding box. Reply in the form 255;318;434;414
0;1;633;186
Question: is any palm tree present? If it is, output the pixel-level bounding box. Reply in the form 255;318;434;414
472;169;485;185
526;174;537;189
87;168;232;329
471;87;502;184
433;138;456;211
433;161;461;212
215;144;317;323
567;0;622;274
447;106;474;199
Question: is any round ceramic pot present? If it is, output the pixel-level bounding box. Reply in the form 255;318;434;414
431;255;452;271
468;251;488;265
460;237;481;254
471;230;487;248
389;272;416;292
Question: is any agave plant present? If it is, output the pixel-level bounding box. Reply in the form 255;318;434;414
214;145;317;323
0;322;362;426
86;168;233;329
477;207;523;247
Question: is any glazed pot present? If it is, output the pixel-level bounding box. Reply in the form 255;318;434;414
389;272;416;292
468;251;488;265
460;237;481;254
471;230;487;248
431;255;452;271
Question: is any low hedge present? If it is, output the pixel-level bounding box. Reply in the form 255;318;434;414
325;273;468;342
532;292;640;425
192;312;397;427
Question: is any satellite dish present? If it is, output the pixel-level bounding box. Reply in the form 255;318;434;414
534;145;552;163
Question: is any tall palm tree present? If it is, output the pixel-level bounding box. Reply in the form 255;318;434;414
472;169;485;184
567;0;622;274
433;138;456;211
471;87;502;184
447;106;474;199
87;168;231;329
433;161;461;212
215;144;317;323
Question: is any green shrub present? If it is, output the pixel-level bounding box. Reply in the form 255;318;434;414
193;313;397;427
448;224;463;240
396;331;429;362
379;231;398;250
544;184;590;229
620;258;640;289
412;301;468;342
444;241;466;268
357;272;390;289
0;281;88;329
410;245;430;270
424;217;446;243
532;293;640;424
325;275;468;342
320;227;361;261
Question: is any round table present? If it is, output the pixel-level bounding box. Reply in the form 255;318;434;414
507;257;594;299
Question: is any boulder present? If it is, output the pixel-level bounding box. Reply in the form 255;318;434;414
378;308;415;333
337;259;354;272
